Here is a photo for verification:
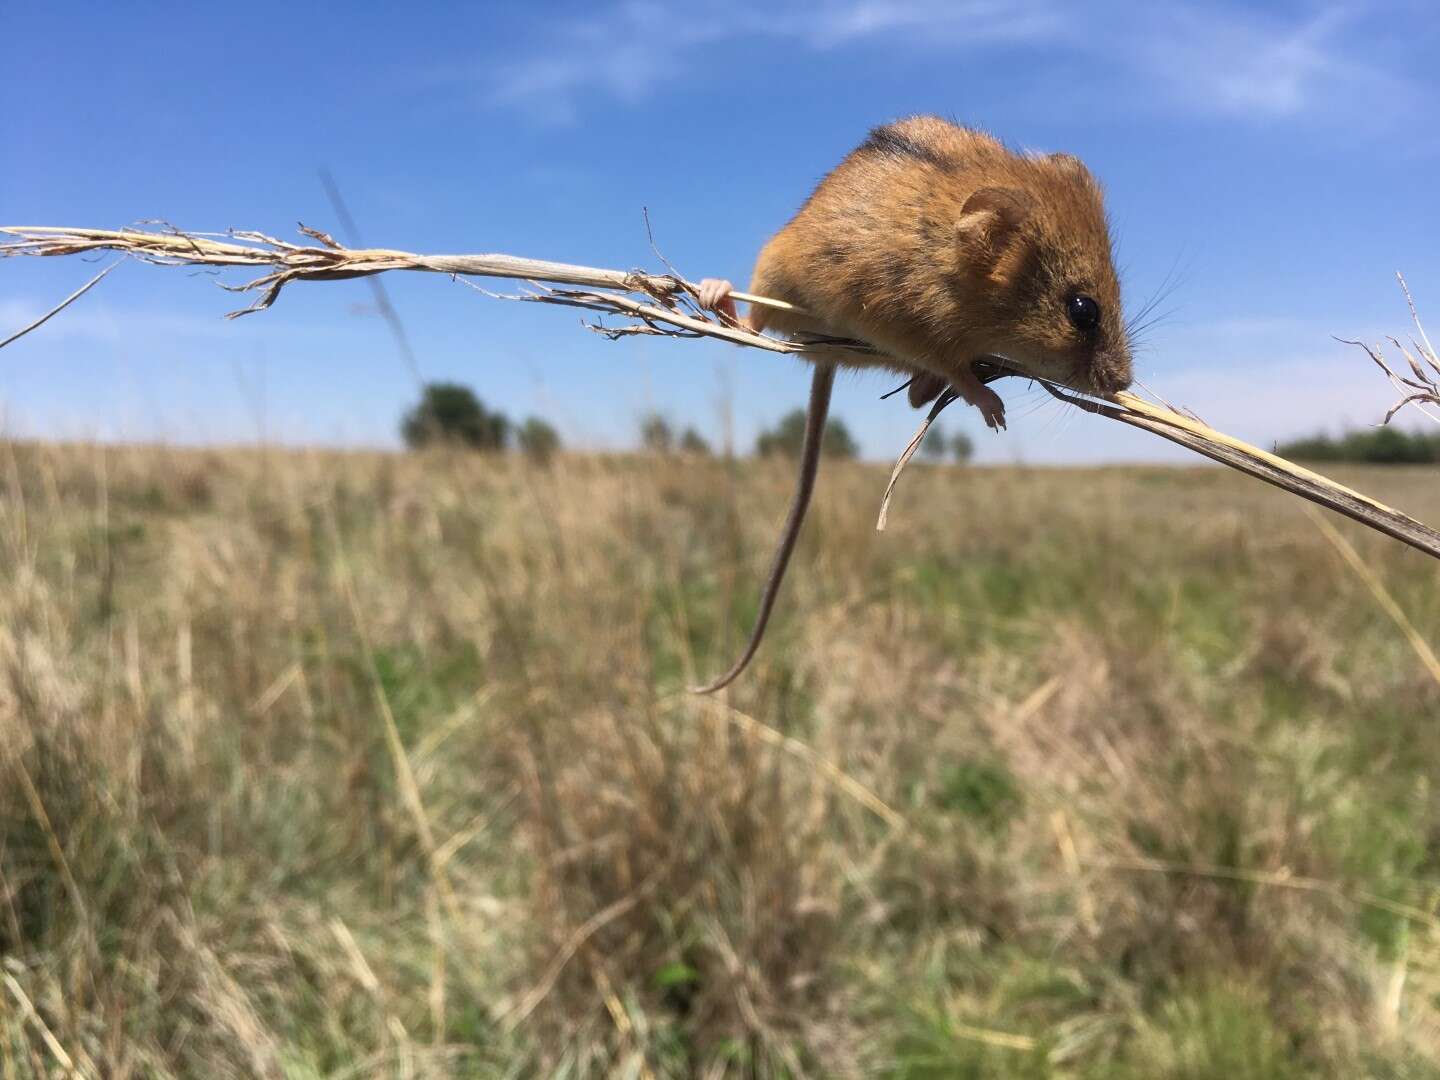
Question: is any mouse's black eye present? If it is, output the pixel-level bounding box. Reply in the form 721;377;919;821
1067;294;1100;333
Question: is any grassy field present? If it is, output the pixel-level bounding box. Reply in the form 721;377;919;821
2;440;1439;1078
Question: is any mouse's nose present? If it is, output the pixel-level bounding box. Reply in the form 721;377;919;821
1090;351;1133;396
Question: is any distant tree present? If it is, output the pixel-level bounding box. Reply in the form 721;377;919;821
517;416;561;464
920;423;947;459
640;412;675;454
679;427;712;455
1277;427;1440;464
951;431;975;464
756;409;859;460
824;417;860;459
401;382;509;451
1275;434;1343;462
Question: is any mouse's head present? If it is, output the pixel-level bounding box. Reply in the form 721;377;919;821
954;153;1133;396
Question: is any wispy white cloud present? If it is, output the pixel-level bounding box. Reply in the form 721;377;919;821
480;0;1064;124
483;3;734;125
472;0;1407;126
765;0;1064;49
0;298;239;345
1126;4;1398;119
1150;353;1404;441
0;297;357;348
1128;311;1427;446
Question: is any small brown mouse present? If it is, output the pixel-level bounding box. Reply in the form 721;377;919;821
693;115;1134;693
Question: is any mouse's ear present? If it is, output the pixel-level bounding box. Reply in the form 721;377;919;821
957;187;1034;255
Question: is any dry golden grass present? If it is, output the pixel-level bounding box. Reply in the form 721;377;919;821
2;441;1440;1077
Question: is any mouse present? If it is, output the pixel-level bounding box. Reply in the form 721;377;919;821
692;115;1134;693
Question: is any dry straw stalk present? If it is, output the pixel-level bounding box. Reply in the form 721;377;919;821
4;222;1439;561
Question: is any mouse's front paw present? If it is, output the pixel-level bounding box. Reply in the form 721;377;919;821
973;386;1007;431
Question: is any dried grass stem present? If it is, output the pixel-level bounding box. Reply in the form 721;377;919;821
5;223;1439;562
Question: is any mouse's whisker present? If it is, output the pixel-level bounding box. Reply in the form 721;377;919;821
1125;256;1186;338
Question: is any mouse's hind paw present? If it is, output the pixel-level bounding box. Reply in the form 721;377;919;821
907;373;947;408
698;278;732;308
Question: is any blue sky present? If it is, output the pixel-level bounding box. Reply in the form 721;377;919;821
3;1;1438;463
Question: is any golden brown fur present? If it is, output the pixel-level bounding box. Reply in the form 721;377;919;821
741;116;1132;415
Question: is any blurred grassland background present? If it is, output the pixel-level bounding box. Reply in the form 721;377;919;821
2;441;1439;1077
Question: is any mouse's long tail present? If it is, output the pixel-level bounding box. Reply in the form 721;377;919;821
693;361;836;694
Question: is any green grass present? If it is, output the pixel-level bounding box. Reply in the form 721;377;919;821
2;442;1439;1076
